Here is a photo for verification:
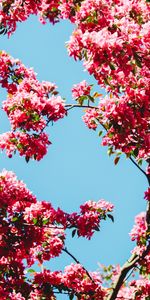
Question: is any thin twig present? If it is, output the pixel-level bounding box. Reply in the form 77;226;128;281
65;103;98;111
62;247;95;283
129;157;149;185
123;267;136;284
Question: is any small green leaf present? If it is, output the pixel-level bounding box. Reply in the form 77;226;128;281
134;53;142;68
94;225;100;231
25;156;30;163
114;156;120;165
51;7;57;12
72;229;76;238
32;112;40;122
88;95;95;103
12;216;18;222
138;159;143;166
17;143;23;150
77;95;88;105
27;268;35;273
109;62;116;70
107;147;114;156
107;214;114;222
33;218;38;225
98;130;103;137
42;218;49;225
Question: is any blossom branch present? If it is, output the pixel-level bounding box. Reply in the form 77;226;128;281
62;247;95;283
107;242;150;300
107;193;150;300
129;157;150;185
65;103;97;111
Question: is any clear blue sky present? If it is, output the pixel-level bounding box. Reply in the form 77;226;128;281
0;16;148;297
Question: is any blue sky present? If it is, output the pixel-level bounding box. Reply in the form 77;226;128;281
0;16;148;297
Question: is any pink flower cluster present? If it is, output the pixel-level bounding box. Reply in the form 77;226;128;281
72;80;92;99
0;1;149;299
0;170;114;298
129;212;147;245
0;51;66;161
0;131;51;161
98;94;150;160
0;0;61;36
117;278;150;300
144;188;150;201
82;108;99;130
32;265;106;299
0;1;150;164
66;0;150;162
67;200;114;239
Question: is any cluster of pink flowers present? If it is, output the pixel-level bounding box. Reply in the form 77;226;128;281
67;199;114;239
0;131;51;161
116;277;150;300
82;108;99;130
32;265;106;299
129;212;150;276
0;0;60;36
0;170;114;298
0;51;66;161
0;1;150;299
129;212;147;245
0;1;150;163
144;187;150;201
98;94;150;160
72;80;92;99
67;0;150;162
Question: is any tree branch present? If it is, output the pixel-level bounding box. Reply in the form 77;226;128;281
107;242;150;300
129;157;150;185
65;103;98;111
62;247;95;283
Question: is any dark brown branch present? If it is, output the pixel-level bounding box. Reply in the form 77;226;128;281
146;200;150;232
62;247;95;283
123;267;136;284
65;103;98;111
108;185;150;300
129;157;150;185
107;240;150;299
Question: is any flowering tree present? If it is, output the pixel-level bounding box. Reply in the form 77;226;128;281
0;0;150;299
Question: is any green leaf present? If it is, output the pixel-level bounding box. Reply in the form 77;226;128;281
17;143;23;150
12;216;18;222
51;7;57;12
32;112;40;122
88;95;95;103
114;156;120;165
10;138;17;144
42;218;49;225
98;130;103;137
34;154;37;160
72;229;76;238
27;268;35;273
94;225;100;231
109;62;116;70
107;147;114;156
107;214;114;223
138;159;143;166
77;95;88;105
25;156;30;163
33;218;38;225
134;53;142;68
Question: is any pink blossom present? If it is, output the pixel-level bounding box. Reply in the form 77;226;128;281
72;80;92;99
